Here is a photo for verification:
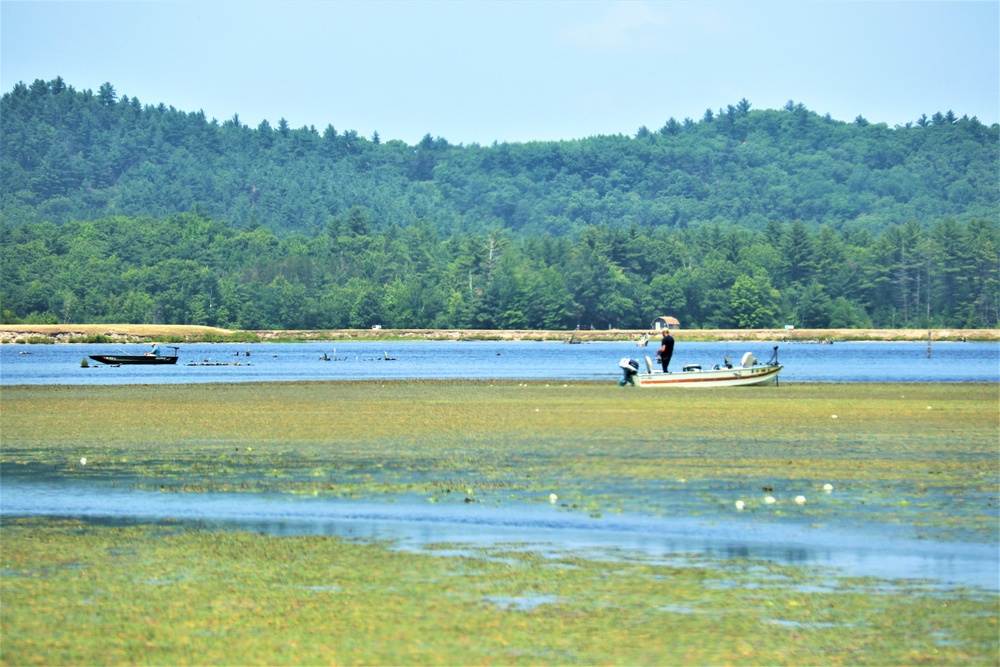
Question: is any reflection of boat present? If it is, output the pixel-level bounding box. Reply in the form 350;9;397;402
89;346;179;365
633;348;781;388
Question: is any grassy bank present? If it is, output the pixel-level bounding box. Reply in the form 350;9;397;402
1;323;997;344
2;381;997;664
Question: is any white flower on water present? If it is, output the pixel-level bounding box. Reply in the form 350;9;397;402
823;483;834;492
764;496;776;504
79;457;87;466
795;495;806;504
735;500;745;511
549;493;558;503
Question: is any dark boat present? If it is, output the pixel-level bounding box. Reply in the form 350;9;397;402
89;346;179;365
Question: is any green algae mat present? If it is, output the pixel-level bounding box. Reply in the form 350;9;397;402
3;517;997;666
2;381;998;664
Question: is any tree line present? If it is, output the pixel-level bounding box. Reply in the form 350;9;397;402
2;212;996;330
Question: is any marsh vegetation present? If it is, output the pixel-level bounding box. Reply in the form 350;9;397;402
2;381;997;664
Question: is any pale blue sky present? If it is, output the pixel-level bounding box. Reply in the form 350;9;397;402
2;1;997;145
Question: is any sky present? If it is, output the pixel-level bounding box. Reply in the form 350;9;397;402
2;0;997;146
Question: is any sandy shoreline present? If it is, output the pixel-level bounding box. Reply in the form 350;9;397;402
0;323;996;344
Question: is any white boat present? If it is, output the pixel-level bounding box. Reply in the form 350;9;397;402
633;348;782;388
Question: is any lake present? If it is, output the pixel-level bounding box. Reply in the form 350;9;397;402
3;338;997;591
2;339;997;385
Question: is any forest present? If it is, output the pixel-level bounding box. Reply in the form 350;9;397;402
1;78;998;329
3;212;997;331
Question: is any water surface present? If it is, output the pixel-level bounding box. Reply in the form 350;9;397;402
2;340;996;385
4;339;996;592
3;479;996;591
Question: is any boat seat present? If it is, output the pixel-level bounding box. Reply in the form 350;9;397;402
644;356;657;373
683;364;702;372
741;352;756;367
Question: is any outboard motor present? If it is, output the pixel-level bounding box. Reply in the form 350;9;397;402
618;357;640;386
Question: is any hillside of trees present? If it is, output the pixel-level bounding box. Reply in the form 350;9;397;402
4;77;998;237
1;78;997;329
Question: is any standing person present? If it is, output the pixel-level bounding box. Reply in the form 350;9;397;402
657;331;674;373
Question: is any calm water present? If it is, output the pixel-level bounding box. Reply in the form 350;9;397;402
3;479;997;591
1;340;997;385
3;338;997;590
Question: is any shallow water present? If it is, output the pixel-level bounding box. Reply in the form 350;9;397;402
4;339;997;592
2;479;996;591
1;340;998;385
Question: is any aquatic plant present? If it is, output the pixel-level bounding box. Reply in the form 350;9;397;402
1;518;996;665
2;382;997;541
2;381;997;664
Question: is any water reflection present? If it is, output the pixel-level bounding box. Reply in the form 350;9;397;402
2;479;996;591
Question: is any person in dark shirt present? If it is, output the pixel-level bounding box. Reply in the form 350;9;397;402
657;331;674;373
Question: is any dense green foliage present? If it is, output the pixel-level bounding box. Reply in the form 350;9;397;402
3;78;997;236
2;212;997;329
1;78;998;329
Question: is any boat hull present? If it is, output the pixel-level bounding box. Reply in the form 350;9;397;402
635;364;781;388
88;355;178;365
